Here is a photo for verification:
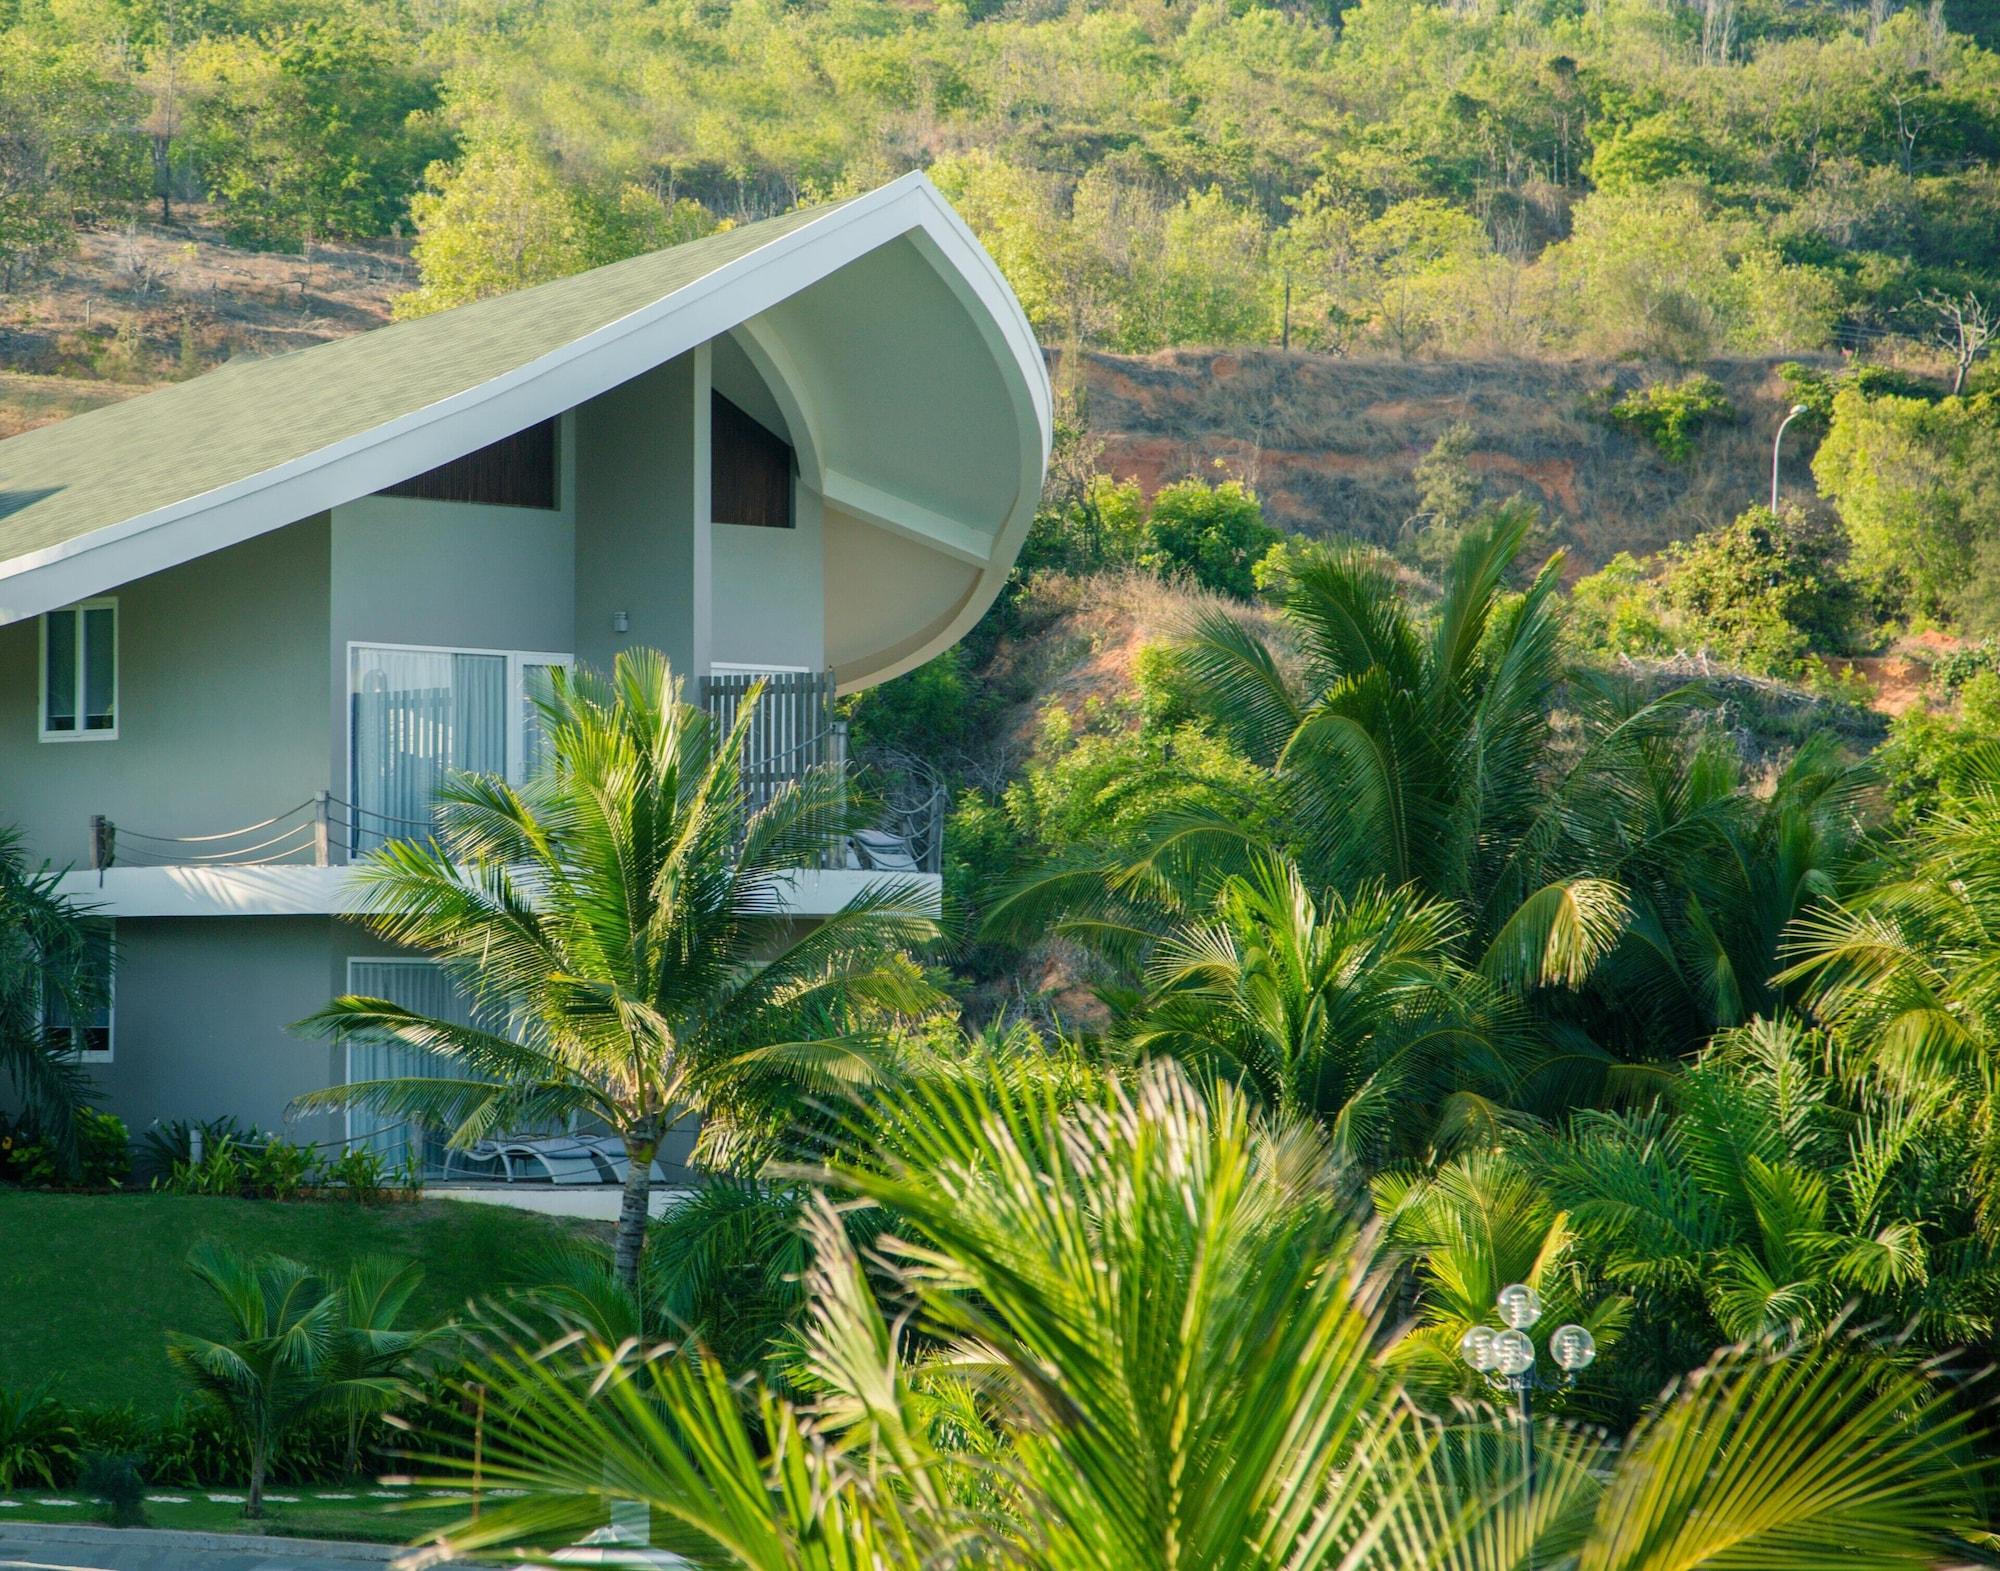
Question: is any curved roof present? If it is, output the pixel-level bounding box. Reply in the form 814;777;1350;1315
0;173;1052;687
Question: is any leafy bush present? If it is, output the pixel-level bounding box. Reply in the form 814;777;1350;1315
148;1128;415;1203
842;647;998;764
1813;388;2000;621
1658;505;1862;676
316;1144;397;1202
1877;673;2000;826
137;1115;245;1185
78;1450;146;1526
158;1134;249;1197
1778;361;1943;435
1139;479;1280;600
1567;552;1671;658
1931;640;2000;692
0;1385;78;1490
1598;374;1735;461
0;1108;129;1190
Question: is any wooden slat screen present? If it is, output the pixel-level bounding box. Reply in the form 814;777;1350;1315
701;669;837;819
381;418;559;509
711;391;794;528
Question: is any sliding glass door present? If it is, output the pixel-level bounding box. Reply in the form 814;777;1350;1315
348;644;569;852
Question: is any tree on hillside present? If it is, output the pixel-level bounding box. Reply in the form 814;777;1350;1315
182;17;446;250
396;134;717;318
1813;386;2000;621
292;650;939;1290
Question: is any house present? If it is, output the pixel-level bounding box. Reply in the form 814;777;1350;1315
0;172;1051;1168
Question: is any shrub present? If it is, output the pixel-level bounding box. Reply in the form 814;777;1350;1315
137;1115;245;1185
1931;640;2000;692
0;1108;129;1189
78;1451;146;1526
158;1133;249;1197
1568;551;1671;658
242;1134;316;1200
1658;505;1862;676
0;1385;78;1490
316;1144;395;1202
1598;374;1734;462
1139;479;1280;600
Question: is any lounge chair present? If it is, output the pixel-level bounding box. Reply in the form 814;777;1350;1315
851;828;920;871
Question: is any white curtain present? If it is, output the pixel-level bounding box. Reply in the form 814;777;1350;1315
350;648;507;851
344;959;476;1167
519;659;564;778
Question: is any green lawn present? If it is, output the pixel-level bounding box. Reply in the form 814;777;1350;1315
0;1485;466;1544
0;1191;607;1410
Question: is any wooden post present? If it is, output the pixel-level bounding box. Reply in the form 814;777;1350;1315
471;1383;485;1523
313;792;330;866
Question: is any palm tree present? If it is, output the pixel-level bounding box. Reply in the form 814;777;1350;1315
1533;1017;1995;1366
988;513;1675;1013
166;1242;395;1517
1127;852;1526;1158
400;1059;1991;1570
328;1257;450;1477
1779;758;2000;1228
0;824;107;1171
1581;730;1870;1062
293;649;940;1289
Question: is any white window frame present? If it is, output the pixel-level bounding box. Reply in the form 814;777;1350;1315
345;640;574;792
38;598;119;743
42;920;115;1064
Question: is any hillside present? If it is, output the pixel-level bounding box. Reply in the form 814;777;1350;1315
2;215;1814;575
1068;348;1822;570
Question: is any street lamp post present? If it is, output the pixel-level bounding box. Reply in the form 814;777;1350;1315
1457;1284;1597;1554
1772;402;1810;514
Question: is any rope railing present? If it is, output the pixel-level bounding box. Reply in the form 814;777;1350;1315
89;793;440;871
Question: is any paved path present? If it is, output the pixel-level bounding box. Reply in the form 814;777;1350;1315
0;1524;680;1570
0;1524;405;1571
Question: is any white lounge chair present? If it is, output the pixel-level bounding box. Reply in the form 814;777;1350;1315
852;828;920;872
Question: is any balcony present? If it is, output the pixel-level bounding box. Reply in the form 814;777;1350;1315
59;668;943;919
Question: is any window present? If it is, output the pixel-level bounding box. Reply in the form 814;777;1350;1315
342;958;474;1167
348;643;571;851
43;922;113;1063
40;599;117;741
711;392;794;529
380;419;559;510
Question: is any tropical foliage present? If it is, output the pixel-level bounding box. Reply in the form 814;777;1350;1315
404;1061;1996;1569
164;1242;407;1516
0;826;107;1177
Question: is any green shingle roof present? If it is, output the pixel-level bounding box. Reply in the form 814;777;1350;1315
0;199;847;562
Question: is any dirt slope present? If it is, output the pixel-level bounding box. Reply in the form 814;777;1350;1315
1063;347;1831;573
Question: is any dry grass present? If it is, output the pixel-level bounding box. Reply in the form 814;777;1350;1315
989;567;1294;749
0;210;402;406
1066;346;1844;572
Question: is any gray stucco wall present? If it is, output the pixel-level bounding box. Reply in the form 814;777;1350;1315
0;517;332;870
573;348;710;678
83;915;348;1146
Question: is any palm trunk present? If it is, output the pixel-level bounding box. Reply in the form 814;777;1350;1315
614;1130;660;1294
246;1442;266;1518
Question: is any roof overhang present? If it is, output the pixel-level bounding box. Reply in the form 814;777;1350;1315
0;173;1051;689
